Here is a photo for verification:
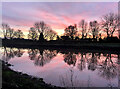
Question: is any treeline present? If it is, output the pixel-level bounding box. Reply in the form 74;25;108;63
2;21;57;41
1;12;120;42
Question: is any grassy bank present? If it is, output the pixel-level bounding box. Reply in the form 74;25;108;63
1;38;120;54
2;38;120;48
2;61;63;89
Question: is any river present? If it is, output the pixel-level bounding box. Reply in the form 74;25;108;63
1;47;120;88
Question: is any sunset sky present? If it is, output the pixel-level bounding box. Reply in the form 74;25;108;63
2;2;118;38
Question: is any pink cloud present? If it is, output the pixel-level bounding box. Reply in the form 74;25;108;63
2;2;118;37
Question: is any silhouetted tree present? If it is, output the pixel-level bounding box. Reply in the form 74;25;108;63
2;23;9;39
28;27;38;40
101;13;118;37
14;29;24;39
57;35;60;40
89;21;99;39
8;28;15;39
34;21;48;40
79;19;87;39
39;32;44;41
34;21;57;41
64;24;77;40
44;29;57;40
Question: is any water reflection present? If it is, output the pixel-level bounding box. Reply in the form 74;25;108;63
59;67;94;87
28;49;57;66
59;68;80;87
2;47;24;62
63;52;77;66
1;47;120;87
60;52;119;87
98;54;118;80
87;53;98;71
77;52;87;71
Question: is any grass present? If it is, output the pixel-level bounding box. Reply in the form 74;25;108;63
2;61;64;89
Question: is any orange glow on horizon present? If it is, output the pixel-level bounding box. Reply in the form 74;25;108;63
0;24;119;39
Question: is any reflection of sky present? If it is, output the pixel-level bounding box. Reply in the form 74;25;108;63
2;49;118;87
2;2;118;36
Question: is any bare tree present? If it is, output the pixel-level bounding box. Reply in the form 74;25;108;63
28;27;38;40
34;21;48;40
64;24;78;40
79;19;87;39
33;21;57;41
14;29;24;39
8;28;15;39
101;13;118;37
2;23;10;39
49;30;57;40
89;20;99;39
44;28;57;40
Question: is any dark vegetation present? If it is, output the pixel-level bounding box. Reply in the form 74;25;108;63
2;60;64;89
2;37;120;52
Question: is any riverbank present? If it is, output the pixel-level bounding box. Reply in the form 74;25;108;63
2;38;120;48
2;61;64;89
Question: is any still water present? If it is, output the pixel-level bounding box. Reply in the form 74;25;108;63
1;47;120;87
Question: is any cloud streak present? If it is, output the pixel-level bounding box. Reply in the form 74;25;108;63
2;2;118;35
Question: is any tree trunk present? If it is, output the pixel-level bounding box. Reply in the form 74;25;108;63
106;28;109;37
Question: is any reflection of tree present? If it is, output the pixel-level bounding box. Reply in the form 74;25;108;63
14;48;24;57
28;49;39;60
59;68;80;88
87;53;98;71
2;47;24;62
77;53;86;71
117;54;120;88
63;52;77;66
60;52;119;87
98;54;117;80
28;49;57;66
59;68;93;88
